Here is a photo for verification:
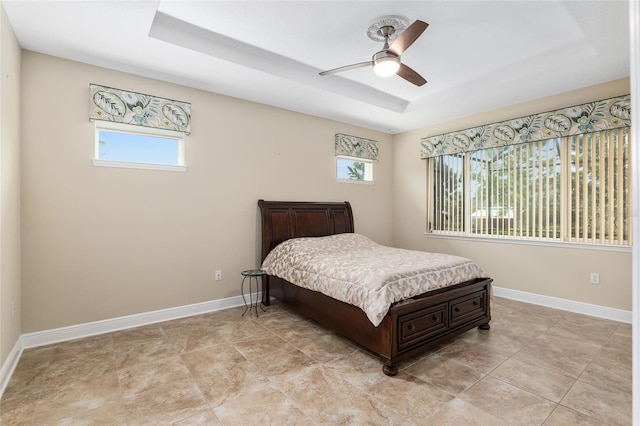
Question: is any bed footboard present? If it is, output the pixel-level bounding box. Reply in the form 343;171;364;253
384;278;492;373
266;274;491;376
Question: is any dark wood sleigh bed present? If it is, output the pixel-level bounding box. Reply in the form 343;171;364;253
259;200;492;376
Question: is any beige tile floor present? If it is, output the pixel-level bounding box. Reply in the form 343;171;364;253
0;296;632;425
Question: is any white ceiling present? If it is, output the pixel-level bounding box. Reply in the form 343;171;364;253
3;1;630;134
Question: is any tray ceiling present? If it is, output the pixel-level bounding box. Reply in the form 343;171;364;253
3;1;630;133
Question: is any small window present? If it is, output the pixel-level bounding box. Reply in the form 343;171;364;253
336;156;373;183
93;121;186;171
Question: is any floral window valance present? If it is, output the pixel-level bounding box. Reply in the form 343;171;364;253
335;133;379;161
89;84;191;134
420;94;630;159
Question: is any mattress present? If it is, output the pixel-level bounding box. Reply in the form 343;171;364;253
261;233;487;326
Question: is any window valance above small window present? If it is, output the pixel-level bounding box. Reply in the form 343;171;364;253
420;94;630;159
335;133;379;160
89;84;191;134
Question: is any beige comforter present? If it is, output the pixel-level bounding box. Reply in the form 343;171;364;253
261;233;487;326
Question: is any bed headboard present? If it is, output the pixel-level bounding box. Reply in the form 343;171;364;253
258;200;354;262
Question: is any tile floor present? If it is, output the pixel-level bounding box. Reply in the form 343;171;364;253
0;296;632;425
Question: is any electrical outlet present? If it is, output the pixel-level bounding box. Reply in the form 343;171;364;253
215;270;223;281
590;272;600;285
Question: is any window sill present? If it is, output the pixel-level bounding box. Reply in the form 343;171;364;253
336;178;373;185
423;232;632;253
92;159;187;172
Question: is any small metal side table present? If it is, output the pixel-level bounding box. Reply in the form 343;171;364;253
241;269;266;317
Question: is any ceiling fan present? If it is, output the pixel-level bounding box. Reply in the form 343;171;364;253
319;19;429;86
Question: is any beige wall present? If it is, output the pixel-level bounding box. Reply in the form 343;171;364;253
392;78;632;311
0;2;22;364
9;33;635;336
20;52;393;333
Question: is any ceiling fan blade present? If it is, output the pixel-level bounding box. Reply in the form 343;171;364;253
319;61;372;76
397;63;427;86
388;20;429;56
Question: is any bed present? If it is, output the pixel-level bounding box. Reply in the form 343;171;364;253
258;200;492;376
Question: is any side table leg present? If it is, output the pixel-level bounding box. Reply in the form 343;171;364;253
259;277;266;312
241;276;250;317
252;277;259;317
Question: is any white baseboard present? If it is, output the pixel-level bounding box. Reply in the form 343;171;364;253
0;295;248;399
18;288;627;349
21;294;248;349
493;286;632;324
1;294;260;399
0;339;23;399
1;288;629;399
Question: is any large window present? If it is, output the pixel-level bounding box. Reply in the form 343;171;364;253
428;128;631;246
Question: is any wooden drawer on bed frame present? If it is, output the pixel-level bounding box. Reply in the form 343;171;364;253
396;287;488;351
450;290;487;327
398;303;448;350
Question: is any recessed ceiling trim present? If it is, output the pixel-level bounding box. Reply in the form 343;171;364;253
149;11;410;114
3;1;629;133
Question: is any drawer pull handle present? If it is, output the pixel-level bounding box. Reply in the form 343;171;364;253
473;301;479;306
407;324;415;331
454;307;460;313
431;315;438;321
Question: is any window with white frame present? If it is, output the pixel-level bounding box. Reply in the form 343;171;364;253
89;84;191;172
93;121;186;172
334;133;378;184
336;156;374;182
428;128;631;246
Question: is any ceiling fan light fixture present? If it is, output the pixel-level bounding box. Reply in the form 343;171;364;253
319;19;427;86
373;52;400;77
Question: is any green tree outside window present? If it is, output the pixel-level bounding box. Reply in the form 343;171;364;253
348;162;365;180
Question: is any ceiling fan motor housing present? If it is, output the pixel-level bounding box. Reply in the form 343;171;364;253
372;25;400;77
378;25;396;40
